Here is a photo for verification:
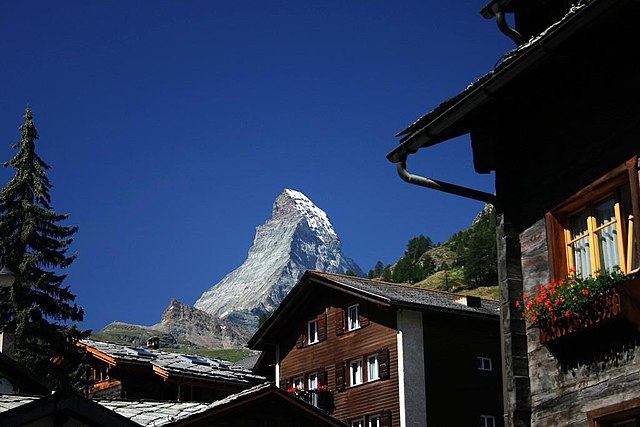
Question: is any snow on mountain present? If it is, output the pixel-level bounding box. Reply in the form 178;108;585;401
193;188;362;333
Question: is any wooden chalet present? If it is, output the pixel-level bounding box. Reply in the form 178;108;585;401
248;270;502;426
78;339;265;402
386;0;640;425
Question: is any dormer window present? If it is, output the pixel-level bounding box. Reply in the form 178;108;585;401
308;319;319;345
348;304;360;331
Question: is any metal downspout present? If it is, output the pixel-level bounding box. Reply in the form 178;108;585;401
495;10;524;46
395;155;497;206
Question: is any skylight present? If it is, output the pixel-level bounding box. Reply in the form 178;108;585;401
124;347;156;358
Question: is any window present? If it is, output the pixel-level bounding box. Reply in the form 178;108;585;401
547;160;640;280
367;354;379;381
308;319;319;345
350;419;364;427
348;304;360;331
308;373;318;406
565;187;632;276
477;356;492;371
350;359;363;386
368;415;381;427
292;376;304;390
588;397;640;426
480;415;496;427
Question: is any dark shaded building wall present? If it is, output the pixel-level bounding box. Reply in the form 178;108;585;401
469;3;640;425
423;313;503;426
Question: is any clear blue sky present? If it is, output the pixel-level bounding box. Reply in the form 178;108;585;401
0;1;512;332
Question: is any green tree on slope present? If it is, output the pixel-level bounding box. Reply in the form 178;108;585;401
0;107;87;389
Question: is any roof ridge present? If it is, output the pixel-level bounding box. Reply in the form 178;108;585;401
308;270;497;301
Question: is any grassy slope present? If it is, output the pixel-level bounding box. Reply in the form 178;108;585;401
383;235;500;300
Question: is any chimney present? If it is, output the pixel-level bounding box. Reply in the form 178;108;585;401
0;332;15;359
453;295;482;308
146;336;160;350
466;296;482;308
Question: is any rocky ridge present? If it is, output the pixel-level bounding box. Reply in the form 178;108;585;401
97;189;362;347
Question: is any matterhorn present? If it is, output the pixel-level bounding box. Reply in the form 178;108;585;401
193;189;362;333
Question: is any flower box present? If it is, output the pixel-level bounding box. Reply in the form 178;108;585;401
538;277;640;345
286;386;333;412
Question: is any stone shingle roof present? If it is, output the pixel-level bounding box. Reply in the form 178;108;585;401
0;394;39;413
310;271;499;317
0;384;274;427
97;398;212;426
99;383;346;426
80;339;265;385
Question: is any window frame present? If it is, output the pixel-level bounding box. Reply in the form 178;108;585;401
308;373;319;406
350;358;363;387
565;190;628;276
292;376;304;390
588;397;640;426
546;158;640;280
477;356;492;372
350;418;365;427
348;304;361;331
368;415;381;427
480;414;496;427
367;354;379;381
307;318;319;345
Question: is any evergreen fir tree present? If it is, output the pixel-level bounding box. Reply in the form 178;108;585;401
461;206;498;287
368;260;385;279
381;264;392;282
0;107;87;389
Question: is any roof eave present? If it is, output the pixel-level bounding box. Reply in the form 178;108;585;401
386;0;613;165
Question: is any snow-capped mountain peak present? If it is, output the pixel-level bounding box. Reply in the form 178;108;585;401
192;189;362;337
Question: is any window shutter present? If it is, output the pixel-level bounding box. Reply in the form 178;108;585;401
285;378;291;390
380;410;392;427
378;348;390;380
359;302;370;327
545;212;567;281
335;362;346;391
627;156;640;272
319;369;328;386
335;308;345;335
296;327;304;349
318;312;327;342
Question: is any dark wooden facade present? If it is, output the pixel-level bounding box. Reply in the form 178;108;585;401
387;1;640;425
279;291;400;425
474;3;640;425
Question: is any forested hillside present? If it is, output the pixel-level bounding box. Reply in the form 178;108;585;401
368;206;498;299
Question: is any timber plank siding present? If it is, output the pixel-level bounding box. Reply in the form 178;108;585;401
280;296;400;425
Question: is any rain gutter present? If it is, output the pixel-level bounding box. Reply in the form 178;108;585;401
386;0;611;202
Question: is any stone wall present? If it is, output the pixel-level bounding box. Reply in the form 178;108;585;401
520;219;640;426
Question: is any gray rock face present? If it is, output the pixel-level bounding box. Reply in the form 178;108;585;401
155;299;245;348
194;189;362;332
